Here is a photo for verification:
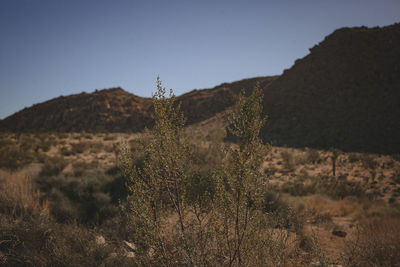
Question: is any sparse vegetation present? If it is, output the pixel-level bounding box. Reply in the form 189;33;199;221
343;217;400;266
281;150;297;172
0;76;399;265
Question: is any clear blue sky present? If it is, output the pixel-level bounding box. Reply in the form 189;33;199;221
1;0;399;119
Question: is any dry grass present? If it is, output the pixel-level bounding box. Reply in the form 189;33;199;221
0;171;49;218
303;195;362;218
343;217;400;266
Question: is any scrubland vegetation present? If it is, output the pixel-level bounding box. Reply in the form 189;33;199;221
1;82;400;266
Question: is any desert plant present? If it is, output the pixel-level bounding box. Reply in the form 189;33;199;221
304;149;321;164
120;77;195;265
214;85;271;266
0;173;49;218
39;157;68;177
281;150;296;172
360;154;379;181
343;217;400;266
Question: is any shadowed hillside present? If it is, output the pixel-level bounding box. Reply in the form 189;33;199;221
0;77;276;133
260;23;400;154
0;88;154;132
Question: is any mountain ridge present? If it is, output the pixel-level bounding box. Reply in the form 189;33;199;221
1;23;400;154
0;76;276;133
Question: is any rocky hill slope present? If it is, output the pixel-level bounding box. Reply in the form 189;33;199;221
0;88;153;132
260;23;400;154
0;76;276;133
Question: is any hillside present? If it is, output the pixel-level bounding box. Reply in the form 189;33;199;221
0;88;154;132
0;77;276;133
260;23;400;154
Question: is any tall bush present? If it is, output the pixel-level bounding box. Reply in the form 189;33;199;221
120;77;193;265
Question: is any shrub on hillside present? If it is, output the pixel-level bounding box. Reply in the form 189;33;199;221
37;170;118;224
39;157;68;177
281;150;297;171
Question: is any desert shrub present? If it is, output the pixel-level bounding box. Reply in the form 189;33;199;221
0;135;14;147
184;170;216;209
39;157;68;177
315;175;365;199
190;141;225;173
19;134;38;152
57;133;69;139
281;150;297;171
37;171;118;225
298;168;310;181
104;135;117;141
73;134;82;140
72;161;96;177
391;154;400;162
0;146;36;171
282;175;364;199
264;165;278;178
262;191;304;233
120;78;197;265
343;217;400;267
71;141;91;154
360;154;379;170
36;134;58;152
281;180;316;196
391;167;400;184
60;146;74;156
119;80;302;266
297;149;322;165
304;149;321;164
90;142;105;153
348;153;361;163
84;134;93;139
103;165;132;204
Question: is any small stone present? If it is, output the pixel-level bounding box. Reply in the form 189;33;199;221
95;235;106;245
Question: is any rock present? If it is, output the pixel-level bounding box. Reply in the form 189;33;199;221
148;247;155;258
332;230;347;237
95;235;106;245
